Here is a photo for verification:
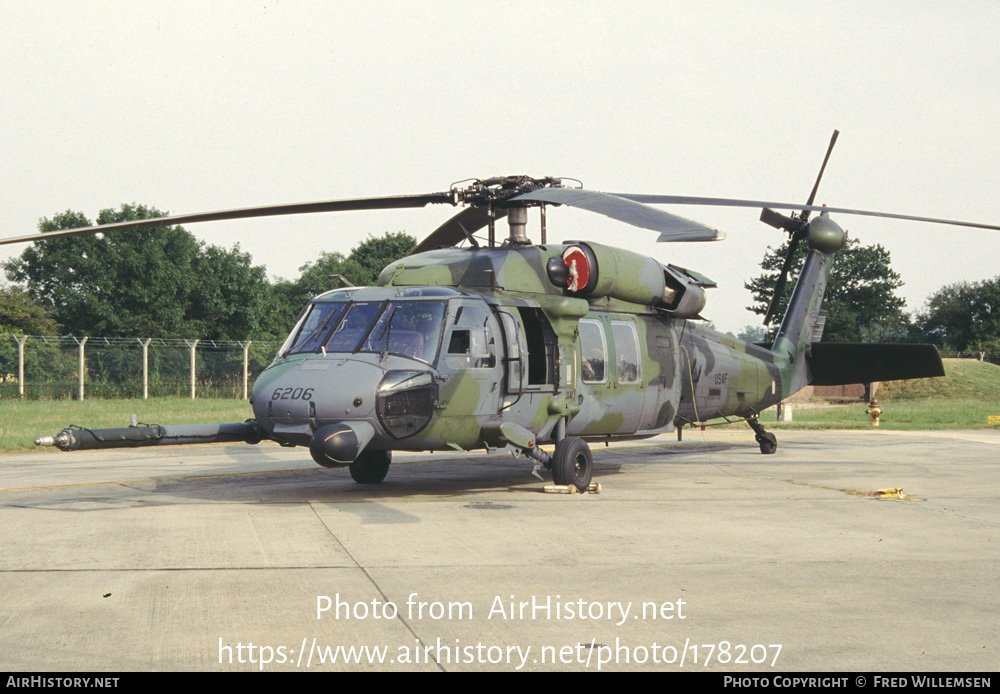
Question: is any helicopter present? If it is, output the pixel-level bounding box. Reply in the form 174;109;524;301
5;133;998;491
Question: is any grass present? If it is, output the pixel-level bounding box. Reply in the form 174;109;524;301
0;398;253;453
752;398;1000;430
878;358;1000;400
747;359;1000;431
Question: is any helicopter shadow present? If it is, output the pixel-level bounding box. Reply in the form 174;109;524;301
145;438;762;507
141;450;603;506
10;439;765;514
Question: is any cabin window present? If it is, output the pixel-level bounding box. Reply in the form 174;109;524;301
579;319;607;384
612;320;641;385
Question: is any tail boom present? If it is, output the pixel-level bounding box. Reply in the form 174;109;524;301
770;214;846;398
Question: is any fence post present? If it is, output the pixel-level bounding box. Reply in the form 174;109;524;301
188;339;199;399
140;338;152;400
77;336;88;401
17;335;28;399
241;341;251;401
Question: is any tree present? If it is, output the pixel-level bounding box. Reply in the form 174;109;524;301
270;231;418;329
736;324;767;344
915;277;1000;355
745;236;910;343
4;208;418;343
3;204;274;340
0;286;60;335
344;231;416;286
185;244;273;340
0;287;63;392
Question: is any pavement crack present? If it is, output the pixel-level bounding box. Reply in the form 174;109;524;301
307;502;445;672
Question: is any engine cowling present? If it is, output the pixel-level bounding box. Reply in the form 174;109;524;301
546;241;713;317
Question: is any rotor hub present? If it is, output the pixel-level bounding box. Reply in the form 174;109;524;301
450;176;569;208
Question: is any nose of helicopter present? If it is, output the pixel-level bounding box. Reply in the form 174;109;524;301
252;357;385;446
251;356;439;456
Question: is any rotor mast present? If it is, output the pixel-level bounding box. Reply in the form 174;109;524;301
449;175;566;248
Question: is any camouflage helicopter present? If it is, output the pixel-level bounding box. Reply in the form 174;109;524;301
6;134;998;491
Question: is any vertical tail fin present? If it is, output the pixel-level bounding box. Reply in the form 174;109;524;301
770;213;846;397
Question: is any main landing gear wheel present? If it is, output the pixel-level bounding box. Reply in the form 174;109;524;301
349;450;392;484
551;436;593;491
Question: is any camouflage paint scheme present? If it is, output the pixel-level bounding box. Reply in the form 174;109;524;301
250;215;846;458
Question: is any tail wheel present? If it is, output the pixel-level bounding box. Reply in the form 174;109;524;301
349;450;392;484
758;432;777;455
551;437;593;492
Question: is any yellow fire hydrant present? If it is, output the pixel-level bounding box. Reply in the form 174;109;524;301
866;399;882;427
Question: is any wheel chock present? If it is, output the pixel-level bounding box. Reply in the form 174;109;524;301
542;482;602;494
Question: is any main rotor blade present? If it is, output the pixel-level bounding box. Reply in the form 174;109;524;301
511;188;724;241
614;194;1000;232
0;192;454;247
410;206;507;255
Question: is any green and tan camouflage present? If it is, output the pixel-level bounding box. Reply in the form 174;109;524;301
245;215;844;464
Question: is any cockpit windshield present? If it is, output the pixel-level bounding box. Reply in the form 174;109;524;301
280;299;446;364
326;302;383;353
280;302;347;355
361;300;445;363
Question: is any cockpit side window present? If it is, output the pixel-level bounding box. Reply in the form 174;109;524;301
444;301;496;368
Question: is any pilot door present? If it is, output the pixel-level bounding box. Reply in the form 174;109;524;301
439;299;503;416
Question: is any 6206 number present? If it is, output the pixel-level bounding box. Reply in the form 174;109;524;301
271;387;314;401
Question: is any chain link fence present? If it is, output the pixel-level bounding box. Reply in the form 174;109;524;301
0;335;279;400
939;349;1000;365
1;335;994;401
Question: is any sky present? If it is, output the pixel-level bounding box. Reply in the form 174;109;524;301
2;0;999;334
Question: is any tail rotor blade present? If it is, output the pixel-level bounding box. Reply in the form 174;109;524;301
804;130;840;210
760;207;798;232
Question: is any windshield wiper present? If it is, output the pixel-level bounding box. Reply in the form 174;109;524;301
293;307;341;353
379;306;398;359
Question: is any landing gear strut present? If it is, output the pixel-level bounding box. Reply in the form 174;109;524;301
747;417;777;455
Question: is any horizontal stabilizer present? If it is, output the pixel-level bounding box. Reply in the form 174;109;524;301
808;343;945;386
